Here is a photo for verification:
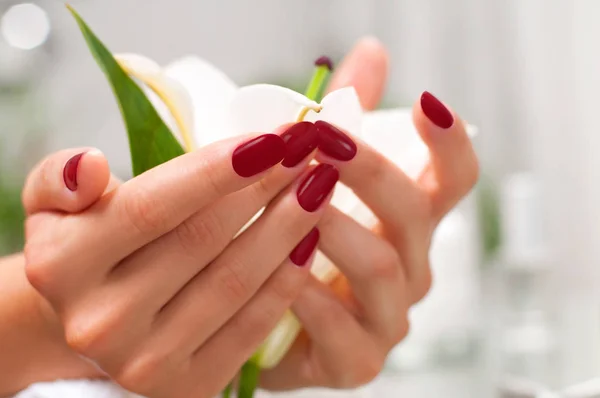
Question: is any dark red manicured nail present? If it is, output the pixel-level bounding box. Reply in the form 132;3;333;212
290;228;320;266
315;121;357;161
232;134;286;177
63;152;85;191
281;122;319;167
297;164;339;212
420;91;454;129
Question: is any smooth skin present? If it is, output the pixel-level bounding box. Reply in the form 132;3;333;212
0;37;478;397
18;129;332;398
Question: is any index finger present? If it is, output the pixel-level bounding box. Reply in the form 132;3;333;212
62;133;286;270
413;92;479;222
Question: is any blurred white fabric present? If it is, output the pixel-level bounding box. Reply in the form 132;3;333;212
12;379;374;398
13;380;141;398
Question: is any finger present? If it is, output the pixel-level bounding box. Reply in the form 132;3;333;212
314;121;431;300
107;123;318;316
318;206;410;339
22;148;110;215
184;235;318;398
145;165;338;360
104;133;287;250
38;133;286;289
327;36;389;110
415;91;479;222
276;277;385;389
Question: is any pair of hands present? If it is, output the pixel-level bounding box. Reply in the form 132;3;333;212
21;39;478;398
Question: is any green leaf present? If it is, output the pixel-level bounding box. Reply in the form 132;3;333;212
67;5;185;177
238;361;260;398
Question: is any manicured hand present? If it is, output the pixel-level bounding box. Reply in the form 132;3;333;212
261;38;479;390
22;129;335;398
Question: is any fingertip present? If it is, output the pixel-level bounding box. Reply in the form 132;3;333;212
74;149;111;209
412;92;479;218
328;36;389;110
412;92;467;146
289;227;320;267
354;36;390;65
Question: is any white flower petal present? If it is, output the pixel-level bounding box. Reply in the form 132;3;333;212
305;87;365;230
115;53;196;151
256;256;340;369
362;108;429;180
229;84;319;136
362;109;478;180
255;311;300;369
330;109;433;232
465;122;478;138
306;87;363;137
164;56;238;147
345;108;480;229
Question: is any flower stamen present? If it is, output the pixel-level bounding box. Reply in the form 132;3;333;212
296;104;322;122
304;56;333;102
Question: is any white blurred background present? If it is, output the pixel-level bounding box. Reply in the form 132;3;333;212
1;0;600;397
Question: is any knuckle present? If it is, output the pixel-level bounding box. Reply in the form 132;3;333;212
122;187;170;235
411;259;433;303
114;352;168;394
63;308;123;358
216;258;251;304
64;316;104;356
354;352;385;386
175;212;225;257
464;152;481;190
393;317;411;345
24;241;59;293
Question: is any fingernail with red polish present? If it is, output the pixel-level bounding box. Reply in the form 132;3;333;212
315;120;357;161
297;164;339;212
281;122;318;168
63;152;86;191
232;134;286;177
290;228;320;267
421;91;454;129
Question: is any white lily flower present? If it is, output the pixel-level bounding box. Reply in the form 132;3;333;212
114;53;477;369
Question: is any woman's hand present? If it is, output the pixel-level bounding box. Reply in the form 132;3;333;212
18;37;479;395
22;130;335;397
261;39;479;390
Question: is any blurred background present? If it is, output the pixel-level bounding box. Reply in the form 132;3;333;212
1;0;600;397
